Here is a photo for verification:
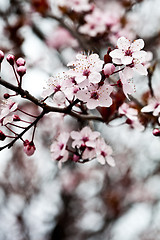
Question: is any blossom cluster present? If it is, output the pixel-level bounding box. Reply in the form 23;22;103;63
50;126;115;168
0;36;153;167
42;36;150;109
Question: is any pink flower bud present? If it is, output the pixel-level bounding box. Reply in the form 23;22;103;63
17;66;26;77
6;54;15;66
16;57;26;67
103;63;115;77
73;154;80;162
3;93;10;99
13;115;21;121
0;50;4;63
153;128;160;136
23;140;36;156
0;130;6;141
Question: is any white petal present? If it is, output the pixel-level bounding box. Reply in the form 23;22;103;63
106;156;115;167
97;155;106;165
89;72;101;83
109;49;124;59
117;37;131;50
130;39;144;51
133;64;148;75
141;104;154;113
121;56;133;65
123;67;133;79
112;58;122;65
132;51;147;63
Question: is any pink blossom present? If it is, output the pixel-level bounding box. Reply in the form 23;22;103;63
96;138;115;166
109;37;148;76
50;132;70;168
141;99;160;124
79;9;106;37
71;126;100;149
23;140;36;156
76;82;113;109
67;53;104;84
46;27;77;50
42;73;78;103
71;126;100;160
119;103;144;130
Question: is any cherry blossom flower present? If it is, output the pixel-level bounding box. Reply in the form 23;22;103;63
71;126;100;149
119;103;144;130
42;74;78;104
141;98;160;123
59;0;92;12
50;132;70;168
71;126;100;160
76;82;113;109
67;53;104;84
96;138;115;166
109;37;148;76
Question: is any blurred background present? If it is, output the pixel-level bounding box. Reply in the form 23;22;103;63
0;0;160;239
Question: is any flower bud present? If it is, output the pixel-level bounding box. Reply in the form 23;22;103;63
153;128;160;136
73;154;80;162
103;63;115;77
23;140;36;156
16;57;25;67
13;115;21;121
0;130;6;141
6;54;15;66
0;50;4;63
3;93;10;99
17;66;26;77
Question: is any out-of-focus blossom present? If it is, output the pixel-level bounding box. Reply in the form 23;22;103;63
67;53;104;84
58;0;92;12
71;126;100;160
79;8;106;37
119;103;144;130
76;82;113;109
71;126;100;149
141;98;160;124
50;132;69;168
46;27;78;50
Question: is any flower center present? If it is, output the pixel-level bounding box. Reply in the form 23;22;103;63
82;136;89;142
90;91;99;100
125;49;132;56
83;69;90;77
